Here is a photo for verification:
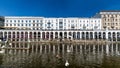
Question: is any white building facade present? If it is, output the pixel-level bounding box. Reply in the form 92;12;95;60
1;16;120;41
4;16;101;30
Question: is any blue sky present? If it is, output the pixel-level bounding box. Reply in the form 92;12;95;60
0;0;120;17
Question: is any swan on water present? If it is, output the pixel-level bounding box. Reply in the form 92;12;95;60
65;60;69;67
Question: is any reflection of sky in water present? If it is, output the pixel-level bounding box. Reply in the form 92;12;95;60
1;43;120;68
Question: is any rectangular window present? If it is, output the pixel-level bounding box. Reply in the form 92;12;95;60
37;24;39;26
6;24;8;26
10;20;12;22
22;20;24;23
21;24;23;26
18;20;20;22
40;20;43;23
33;20;35;22
14;24;16;26
37;20;39;23
14;20;16;22
29;20;31;22
64;19;66;22
26;20;28;23
6;20;8;22
64;23;66;26
29;24;31;26
33;24;35;26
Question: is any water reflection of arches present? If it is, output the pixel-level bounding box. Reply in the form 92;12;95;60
4;43;120;68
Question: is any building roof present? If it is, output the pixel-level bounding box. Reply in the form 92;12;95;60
101;10;120;12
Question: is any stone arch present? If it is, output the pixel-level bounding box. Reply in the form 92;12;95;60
82;32;85;40
112;32;116;41
95;32;97;40
38;32;41;41
21;32;24;41
77;32;80;40
73;32;76;40
25;32;28;41
46;32;49;40
69;32;72;40
29;32;32;39
8;32;11;39
50;32;53;40
108;32;111;41
42;32;45;40
90;32;93;40
55;32;58;39
103;32;106;40
17;32;19;41
64;32;67;39
99;32;101;39
86;32;89;40
33;32;36;41
117;32;120;41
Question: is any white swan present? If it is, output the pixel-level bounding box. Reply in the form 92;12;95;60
67;49;71;53
65;60;69;67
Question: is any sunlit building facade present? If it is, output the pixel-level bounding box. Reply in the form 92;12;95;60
1;10;120;41
100;10;120;30
4;17;101;30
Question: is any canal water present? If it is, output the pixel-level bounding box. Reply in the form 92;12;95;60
0;43;120;68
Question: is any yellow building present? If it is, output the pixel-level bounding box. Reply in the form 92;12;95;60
100;10;120;30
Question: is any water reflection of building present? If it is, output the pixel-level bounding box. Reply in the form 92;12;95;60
2;43;120;68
